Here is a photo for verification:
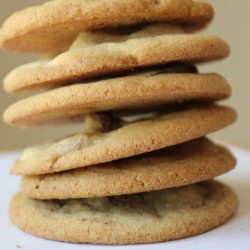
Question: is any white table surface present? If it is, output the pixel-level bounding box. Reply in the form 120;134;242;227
1;142;250;250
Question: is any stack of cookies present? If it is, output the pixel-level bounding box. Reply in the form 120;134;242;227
1;0;238;245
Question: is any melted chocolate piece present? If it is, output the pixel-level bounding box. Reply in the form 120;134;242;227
73;62;198;85
142;62;198;75
101;61;198;79
93;22;151;35
88;113;123;133
113;100;212;121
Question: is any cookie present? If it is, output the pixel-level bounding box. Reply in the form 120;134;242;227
21;138;236;199
11;104;237;175
3;24;229;93
10;181;238;244
4;73;231;127
0;0;213;52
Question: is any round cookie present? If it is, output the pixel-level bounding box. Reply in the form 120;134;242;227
21;138;236;199
11;104;237;175
4;73;231;127
3;73;231;126
10;181;239;244
3;28;230;93
0;0;213;52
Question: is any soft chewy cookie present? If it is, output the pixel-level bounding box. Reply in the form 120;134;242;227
0;0;213;52
3;24;229;93
4;73;231;127
21;138;236;199
10;181;238;244
11;105;237;175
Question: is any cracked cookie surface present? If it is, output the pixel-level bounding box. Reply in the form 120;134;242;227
11;105;237;175
21;138;236;199
10;180;238;244
3;24;229;93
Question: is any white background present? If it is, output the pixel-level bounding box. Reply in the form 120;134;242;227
1;143;250;250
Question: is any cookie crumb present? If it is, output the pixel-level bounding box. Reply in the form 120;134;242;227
16;245;22;249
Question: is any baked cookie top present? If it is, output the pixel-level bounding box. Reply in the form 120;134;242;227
21;138;236;199
3;24;229;93
0;0;213;52
11;104;237;175
10;181;238;244
3;72;231;127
